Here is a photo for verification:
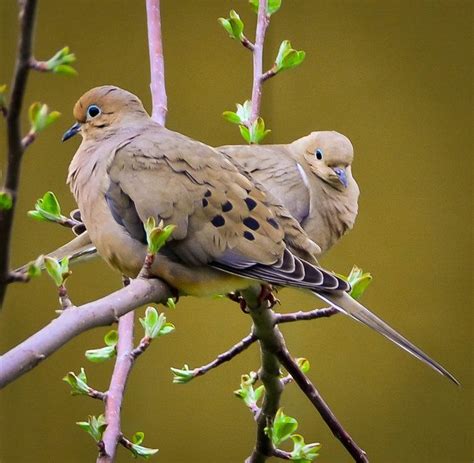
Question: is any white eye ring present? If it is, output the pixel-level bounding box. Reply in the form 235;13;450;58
315;148;323;160
87;104;101;119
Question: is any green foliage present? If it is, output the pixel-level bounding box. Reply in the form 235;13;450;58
0;191;13;211
139;306;175;339
249;0;282;16
28;191;65;223
223;101;270;144
44;256;70;287
45;46;77;76
265;409;320;461
290;434;321;462
222;100;252;126
28;102;61;134
144;217;175;255
296;357;310;374
275;40;306;73
76;414;107;443
63;368;90;396
218;10;245;41
84;329;118;363
128;431;159;459
26;255;44;279
337;265;372;300
234;372;264;409
170;364;195;384
165;297;177;310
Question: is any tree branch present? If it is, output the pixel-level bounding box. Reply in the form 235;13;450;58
97;311;135;463
249;0;270;126
0;0;38;307
0;277;171;389
146;0;167;125
276;306;339;324
276;348;369;463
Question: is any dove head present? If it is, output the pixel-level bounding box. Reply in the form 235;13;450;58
293;131;355;192
63;86;149;142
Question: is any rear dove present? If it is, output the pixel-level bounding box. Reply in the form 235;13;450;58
219;131;359;254
60;85;457;384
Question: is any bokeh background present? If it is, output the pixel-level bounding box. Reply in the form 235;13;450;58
0;1;472;462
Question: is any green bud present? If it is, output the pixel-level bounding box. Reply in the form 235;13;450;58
296;357;310;373
44;256;69;287
218;10;245;41
144;217;175;254
139;306;175;339
0;191;13;210
267;408;298;446
290;434;321;462
85;345;116;363
275;40;306;72
234;372;264;409
222;111;242;125
28;102;61;133
170;364;195;384
45;46;77;76
128;431;159;459
76;414;107;442
337;265;373;300
28;191;64;222
249;117;271;144
166;297;177;310
26;255;44;279
249;0;282;16
63;368;90;395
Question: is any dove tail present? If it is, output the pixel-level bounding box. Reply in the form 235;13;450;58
14;233;97;274
313;290;459;385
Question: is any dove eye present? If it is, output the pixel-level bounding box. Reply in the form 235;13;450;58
315;148;324;160
87;105;101;118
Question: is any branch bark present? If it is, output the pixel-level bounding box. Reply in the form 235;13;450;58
97;311;135;463
0;0;38;307
0;277;171;389
146;0;167;125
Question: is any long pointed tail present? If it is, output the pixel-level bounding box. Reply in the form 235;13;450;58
14;232;98;273
314;290;459;385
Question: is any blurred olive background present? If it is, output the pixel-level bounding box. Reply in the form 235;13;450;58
0;1;472;462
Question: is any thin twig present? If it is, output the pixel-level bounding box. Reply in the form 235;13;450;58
0;277;171;388
249;0;270;126
276;306;339;324
276;348;369;463
146;0;167;125
191;332;256;378
97;311;135;463
0;0;38;307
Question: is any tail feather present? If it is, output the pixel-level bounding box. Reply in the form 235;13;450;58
14;232;97;273
315;290;459;385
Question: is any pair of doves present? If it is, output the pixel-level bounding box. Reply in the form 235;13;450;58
20;85;457;384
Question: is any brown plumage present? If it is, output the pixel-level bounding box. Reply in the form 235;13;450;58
59;85;457;384
219;131;359;254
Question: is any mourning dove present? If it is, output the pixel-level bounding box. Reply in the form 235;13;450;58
219;131;359;254
17;133;357;269
58;85;457;384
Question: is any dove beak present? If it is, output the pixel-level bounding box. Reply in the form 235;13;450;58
332;167;348;188
62;122;81;142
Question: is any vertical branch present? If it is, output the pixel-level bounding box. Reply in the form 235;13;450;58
97;311;135;463
249;0;269;125
0;0;38;306
146;0;167;125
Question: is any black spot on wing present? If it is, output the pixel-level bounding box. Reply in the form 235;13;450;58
243;217;260;230
202;198;208;207
244;197;257;211
222;201;233;212
211;215;225;227
267;217;279;229
243;231;255;241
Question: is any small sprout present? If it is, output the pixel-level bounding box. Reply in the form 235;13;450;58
85;329;118;363
139;306;175;339
266;408;298;446
127;431;159;459
44;256;70;287
218;10;245;41
239;117;271;144
166;297;177;310
76;414;107;442
28;191;64;222
28;102;61;134
144;217;175;255
234;372;264;409
222;100;252;126
275;40;306;73
249;0;282;16
45;46;77;76
0;191;13;210
296;357;310;374
63;368;90;396
290;434;321;462
170;364;195;384
337;265;372;300
26;255;44;279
